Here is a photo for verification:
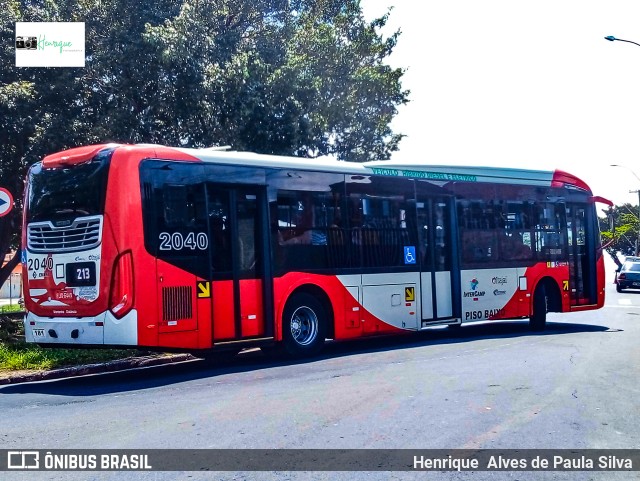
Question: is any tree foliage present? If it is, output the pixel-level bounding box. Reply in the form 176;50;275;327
599;203;639;260
0;0;408;286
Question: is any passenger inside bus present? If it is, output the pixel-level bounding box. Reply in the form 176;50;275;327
277;200;327;246
278;228;327;245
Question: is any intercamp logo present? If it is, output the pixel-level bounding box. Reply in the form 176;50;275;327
8;451;39;469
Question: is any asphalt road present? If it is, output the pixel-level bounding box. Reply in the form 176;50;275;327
2;266;639;481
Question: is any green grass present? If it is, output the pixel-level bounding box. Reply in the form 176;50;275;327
0;341;142;371
0;304;22;314
0;315;143;371
0;343;56;370
0;314;154;373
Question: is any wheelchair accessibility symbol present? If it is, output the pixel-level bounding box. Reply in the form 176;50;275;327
404;246;416;265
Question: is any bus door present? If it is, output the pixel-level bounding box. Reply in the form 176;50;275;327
207;184;273;343
566;203;597;306
416;194;458;324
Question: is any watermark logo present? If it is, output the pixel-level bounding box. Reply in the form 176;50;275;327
15;22;84;67
8;451;39;470
15;36;38;50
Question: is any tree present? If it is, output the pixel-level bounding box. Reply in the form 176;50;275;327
599;203;639;260
0;0;408;287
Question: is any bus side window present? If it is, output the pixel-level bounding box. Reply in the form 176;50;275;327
346;190;416;268
207;192;232;274
433;200;450;271
237;195;257;273
161;184;207;230
533;202;566;260
274;191;331;269
458;199;498;264
162;185;188;228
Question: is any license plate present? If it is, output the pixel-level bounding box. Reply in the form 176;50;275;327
633;282;640;287
54;290;75;301
32;329;45;337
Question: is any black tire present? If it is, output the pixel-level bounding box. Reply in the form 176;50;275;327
529;284;547;331
616;283;622;293
282;292;327;357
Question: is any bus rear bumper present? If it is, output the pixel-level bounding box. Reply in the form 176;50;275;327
24;310;138;346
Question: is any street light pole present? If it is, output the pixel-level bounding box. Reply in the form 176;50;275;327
605;36;640;256
611;164;640;256
604;35;640;48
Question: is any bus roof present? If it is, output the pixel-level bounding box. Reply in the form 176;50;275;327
179;147;592;192
41;143;594;192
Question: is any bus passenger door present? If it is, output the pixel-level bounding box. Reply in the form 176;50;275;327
207;185;273;344
566;204;597;306
416;195;458;324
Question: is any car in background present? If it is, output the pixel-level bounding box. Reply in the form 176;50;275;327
616;256;640;293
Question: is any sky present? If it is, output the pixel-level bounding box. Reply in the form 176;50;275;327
361;0;640;208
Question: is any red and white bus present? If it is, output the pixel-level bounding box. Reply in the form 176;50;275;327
22;143;611;356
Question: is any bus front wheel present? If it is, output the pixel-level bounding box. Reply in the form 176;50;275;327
282;292;326;357
529;284;547;331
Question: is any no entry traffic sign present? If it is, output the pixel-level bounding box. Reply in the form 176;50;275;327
0;188;14;217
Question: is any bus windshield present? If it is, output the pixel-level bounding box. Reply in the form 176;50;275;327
26;156;110;223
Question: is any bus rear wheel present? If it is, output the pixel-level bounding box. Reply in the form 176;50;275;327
282;292;326;357
529;284;547;331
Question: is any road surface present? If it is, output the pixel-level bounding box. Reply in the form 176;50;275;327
1;263;638;480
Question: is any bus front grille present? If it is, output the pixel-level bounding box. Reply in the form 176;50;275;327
162;286;193;322
27;216;102;253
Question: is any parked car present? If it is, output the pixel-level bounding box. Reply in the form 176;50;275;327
616;256;640;293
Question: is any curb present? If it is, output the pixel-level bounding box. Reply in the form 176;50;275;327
0;354;195;385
